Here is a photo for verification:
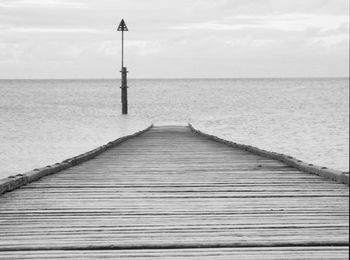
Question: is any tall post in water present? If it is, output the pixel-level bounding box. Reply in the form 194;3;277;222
117;19;128;115
121;67;128;114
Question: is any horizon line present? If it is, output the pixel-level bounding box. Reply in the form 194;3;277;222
0;76;349;81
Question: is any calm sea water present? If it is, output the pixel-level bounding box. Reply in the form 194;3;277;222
0;78;348;179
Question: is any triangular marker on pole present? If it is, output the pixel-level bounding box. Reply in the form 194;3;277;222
117;18;129;114
118;19;128;31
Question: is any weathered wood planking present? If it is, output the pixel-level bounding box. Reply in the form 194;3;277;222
189;124;349;185
0;247;349;260
0;126;349;259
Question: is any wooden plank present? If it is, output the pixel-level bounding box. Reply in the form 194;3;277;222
0;247;349;260
0;126;348;259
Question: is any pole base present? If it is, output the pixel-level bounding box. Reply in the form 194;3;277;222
121;67;128;115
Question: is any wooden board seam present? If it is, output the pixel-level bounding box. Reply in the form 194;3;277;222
0;241;349;252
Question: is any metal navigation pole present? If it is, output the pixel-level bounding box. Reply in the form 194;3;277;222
117;19;128;115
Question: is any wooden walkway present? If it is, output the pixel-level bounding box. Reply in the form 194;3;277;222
0;126;349;259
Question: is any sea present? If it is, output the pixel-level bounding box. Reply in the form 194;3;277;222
0;78;348;179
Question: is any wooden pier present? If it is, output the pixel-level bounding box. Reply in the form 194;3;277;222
0;126;349;259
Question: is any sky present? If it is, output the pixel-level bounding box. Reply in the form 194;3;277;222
0;0;349;79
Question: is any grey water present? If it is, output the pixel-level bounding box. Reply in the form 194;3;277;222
0;78;348;179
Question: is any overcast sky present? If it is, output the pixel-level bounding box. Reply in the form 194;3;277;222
0;0;349;79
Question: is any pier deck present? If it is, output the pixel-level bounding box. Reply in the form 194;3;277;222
0;126;349;259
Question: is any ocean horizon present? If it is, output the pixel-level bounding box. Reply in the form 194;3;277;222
0;76;348;80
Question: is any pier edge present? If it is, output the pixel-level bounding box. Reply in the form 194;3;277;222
189;123;349;186
0;124;154;195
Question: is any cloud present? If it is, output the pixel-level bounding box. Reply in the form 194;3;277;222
217;0;349;15
226;38;275;48
98;40;164;57
62;45;88;58
0;27;99;33
170;13;349;32
311;34;349;47
0;0;348;78
0;0;87;8
98;41;119;56
126;40;164;56
0;43;22;63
